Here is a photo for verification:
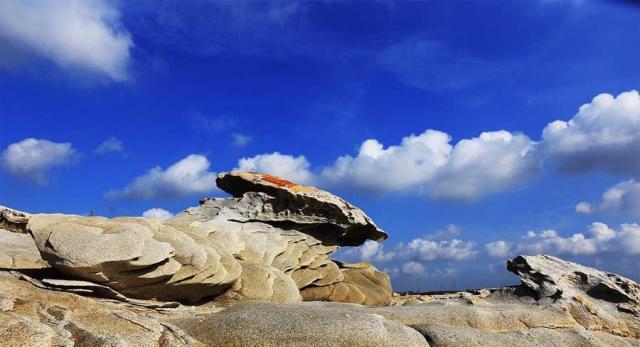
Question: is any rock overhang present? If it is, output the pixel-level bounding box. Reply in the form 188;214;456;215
215;171;388;245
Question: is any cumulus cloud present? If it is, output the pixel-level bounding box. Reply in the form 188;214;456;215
404;238;478;261
542;90;640;174
340;228;477;263
234;152;315;184
107;154;218;200
576;179;640;216
575;202;593;214
0;0;133;81
142;208;174;221
1;138;79;185
94;137;123;154
402;261;426;275
341;240;396;262
485;240;511;258
321;129;539;200
485;222;640;258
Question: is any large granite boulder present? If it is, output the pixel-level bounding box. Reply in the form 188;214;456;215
2;172;392;306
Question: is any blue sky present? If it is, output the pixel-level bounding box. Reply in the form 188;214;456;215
1;0;639;291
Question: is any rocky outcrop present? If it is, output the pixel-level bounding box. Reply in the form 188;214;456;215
168;301;427;347
507;254;640;306
1;254;638;346
215;172;389;245
0;229;49;270
2;172;392;306
1;173;638;345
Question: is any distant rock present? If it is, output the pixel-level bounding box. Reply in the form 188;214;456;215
507;254;639;305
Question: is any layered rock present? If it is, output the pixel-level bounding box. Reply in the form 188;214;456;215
1;172;392;306
507;254;640;306
0;230;49;270
1;254;637;346
215;171;389;245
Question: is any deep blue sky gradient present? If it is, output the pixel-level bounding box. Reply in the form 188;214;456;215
1;1;639;290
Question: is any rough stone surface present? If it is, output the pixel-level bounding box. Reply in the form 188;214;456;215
0;206;30;234
0;270;201;347
168;301;428;347
0;229;49;269
0;254;639;346
1;173;638;345
507;254;640;305
5;172;393;306
216;171;388;245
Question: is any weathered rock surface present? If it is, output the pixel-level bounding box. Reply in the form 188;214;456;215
507;254;640;305
0;206;30;234
169;301;427;346
2;174;638;345
0;254;638;346
0;270;201;346
1;172;392;306
0;229;49;269
216;171;388;245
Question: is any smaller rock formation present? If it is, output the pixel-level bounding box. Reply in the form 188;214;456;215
507;254;640;305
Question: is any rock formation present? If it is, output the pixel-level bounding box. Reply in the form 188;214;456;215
0;173;638;346
1;172;392;306
1;253;637;346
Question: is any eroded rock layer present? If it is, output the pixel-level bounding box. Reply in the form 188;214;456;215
1;172;392;306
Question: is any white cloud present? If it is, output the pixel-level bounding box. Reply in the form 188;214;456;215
340;240;396;262
485;222;640;257
142;208;174;221
232;133;252;147
0;0;133;81
430;131;540;199
423;224;462;240
340;232;477;264
575;202;593;214
234;152;315;184
405;238;478;261
107;154;218;200
541;90;640;174
94;137;123;154
402;261;426;275
485;240;511;258
576;179;640;215
1;138;79;185
321;129;539;200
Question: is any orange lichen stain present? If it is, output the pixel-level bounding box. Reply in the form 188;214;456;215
261;174;299;188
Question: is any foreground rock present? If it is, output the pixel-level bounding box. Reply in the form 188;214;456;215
0;229;49;270
0;172;638;345
0;254;638;346
1;172;392;306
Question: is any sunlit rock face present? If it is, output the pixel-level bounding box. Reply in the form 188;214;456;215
7;172;393;306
